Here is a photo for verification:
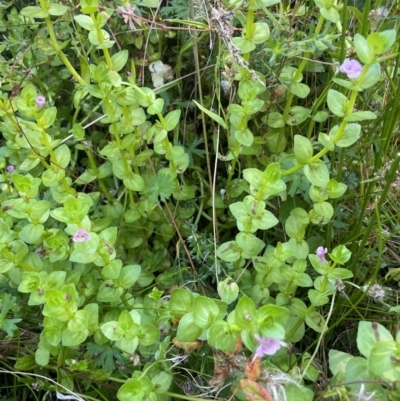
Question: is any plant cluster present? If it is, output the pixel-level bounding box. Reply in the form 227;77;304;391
0;0;399;400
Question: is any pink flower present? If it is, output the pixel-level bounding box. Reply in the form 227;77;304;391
6;165;14;173
254;334;286;357
116;4;139;30
35;96;46;109
316;246;328;263
339;59;362;79
73;229;90;243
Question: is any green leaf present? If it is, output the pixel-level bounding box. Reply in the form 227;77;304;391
19;223;44;244
232;37;255;53
143;0;160;7
329;244;351;265
108;71;121;87
329;123;361;148
242;99;264;115
304;160;330;187
235;296;256;329
257;304;289;331
15;354;37;371
357;321;393;359
193;100;227;129
48;3;69;16
327;89;348;117
135;87;156;107
42;168;65;187
367;30;396;55
312;201;334;221
72;123;85;140
359;63;381;90
80;0;98;13
111;50;129;72
97;281;123;302
344;111;377;122
124;174;145;191
53;144;70;169
117;372;154;401
236;232;265;258
320;7;339;23
35;348;50;366
354;34;374;64
305;311;326;333
286;106;310;125
368;340;400;382
0;220;11;244
327;268;353;279
294;135;313;164
102;260;122;280
142;173;176;203
313;111;329;123
21;6;49;18
37;107;57;129
235;128;254;147
318;133;335;151
208;320;238;352
147;98;164;115
177;313;203;342
101;321;124;341
308;289;329;306
162;110;181;131
328;349;352;376
288;83;310;98
193;296;222;329
326;179;348;199
249;22;270;44
267;112;285;128
151;371;172;394
217;241;241;262
218;278;239;305
119;265;141;289
345;357;388;401
68;310;88;332
74;14;96;30
238;78;266;100
170;288;195;317
138;323;160;346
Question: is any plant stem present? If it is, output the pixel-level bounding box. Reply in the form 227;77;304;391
41;9;85;86
85;147;113;202
90;13;113;69
277;15;325;150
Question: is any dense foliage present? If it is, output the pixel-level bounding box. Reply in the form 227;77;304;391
0;0;400;400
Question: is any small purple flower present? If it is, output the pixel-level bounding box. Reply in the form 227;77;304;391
254;334;286;358
339;59;363;79
73;229;90;243
6;165;14;173
35;96;46;109
316;246;328;264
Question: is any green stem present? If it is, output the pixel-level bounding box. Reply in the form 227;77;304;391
85;147;113;202
90;13;113;69
102;96;135;208
277;14;325;150
41;12;85;86
286;304;315;340
40;130;73;194
1;249;34;271
243;3;255;62
282;83;360;178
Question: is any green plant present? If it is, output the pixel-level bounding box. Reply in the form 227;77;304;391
0;0;399;400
